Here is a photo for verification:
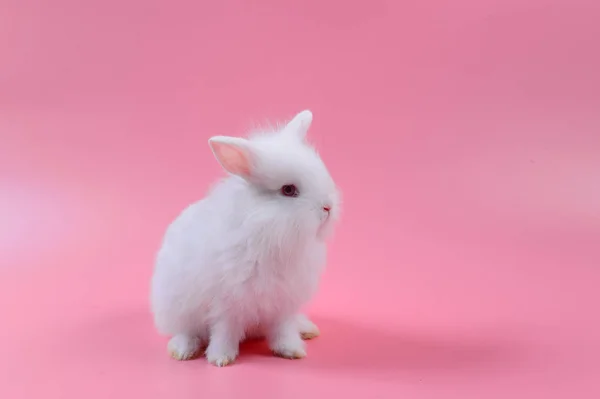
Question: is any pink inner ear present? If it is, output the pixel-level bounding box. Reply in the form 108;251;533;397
213;142;251;176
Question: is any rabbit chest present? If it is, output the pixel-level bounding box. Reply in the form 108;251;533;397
218;240;325;325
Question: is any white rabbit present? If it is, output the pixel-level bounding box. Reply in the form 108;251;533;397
150;110;340;367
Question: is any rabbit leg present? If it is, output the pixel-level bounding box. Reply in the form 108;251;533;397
205;319;244;367
268;315;307;359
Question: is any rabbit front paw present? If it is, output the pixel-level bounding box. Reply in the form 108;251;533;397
168;334;203;361
269;318;307;359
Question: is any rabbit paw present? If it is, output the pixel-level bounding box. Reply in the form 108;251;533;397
205;342;238;367
271;339;307;359
168;334;202;361
296;314;320;340
270;322;307;360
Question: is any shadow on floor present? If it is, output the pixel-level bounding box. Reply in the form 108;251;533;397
76;309;530;377
238;315;529;375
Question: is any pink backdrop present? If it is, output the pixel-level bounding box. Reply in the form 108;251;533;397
1;0;599;398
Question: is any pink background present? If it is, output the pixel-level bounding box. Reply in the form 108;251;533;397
2;0;599;398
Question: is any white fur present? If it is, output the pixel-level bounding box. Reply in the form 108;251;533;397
150;110;340;367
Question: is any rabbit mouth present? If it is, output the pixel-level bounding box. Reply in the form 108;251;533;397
316;216;334;240
318;209;330;222
318;207;333;224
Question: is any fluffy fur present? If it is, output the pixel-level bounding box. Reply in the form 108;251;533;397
150;110;340;367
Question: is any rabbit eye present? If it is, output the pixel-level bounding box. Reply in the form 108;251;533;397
281;184;298;197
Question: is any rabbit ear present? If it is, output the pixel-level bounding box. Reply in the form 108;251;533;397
208;136;255;178
283;110;313;140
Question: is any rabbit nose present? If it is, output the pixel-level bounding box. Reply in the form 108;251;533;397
323;206;331;212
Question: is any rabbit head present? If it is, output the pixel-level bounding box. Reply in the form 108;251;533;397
208;110;340;241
